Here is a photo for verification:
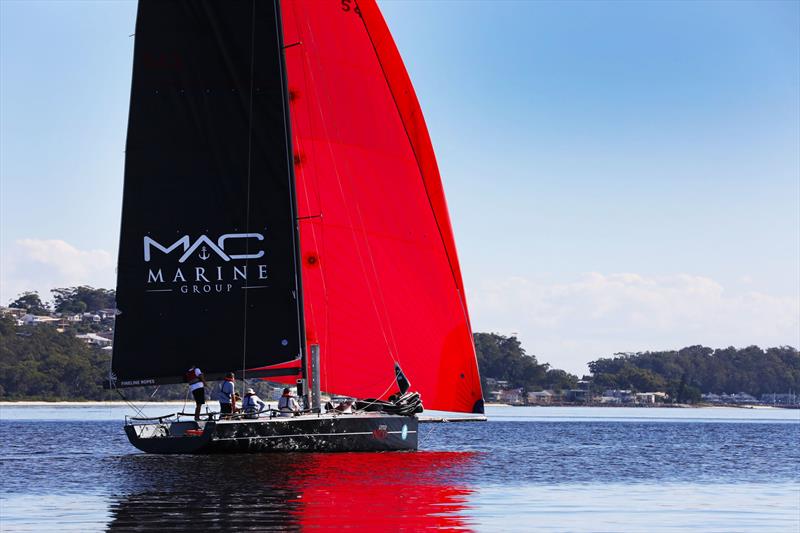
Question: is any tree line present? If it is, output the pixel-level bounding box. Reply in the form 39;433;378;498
1;287;797;401
7;286;116;315
1;286;183;400
0;316;113;400
474;332;580;392
0;319;579;401
588;345;799;399
0;316;195;401
1;321;796;402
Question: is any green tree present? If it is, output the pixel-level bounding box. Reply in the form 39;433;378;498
616;366;667;392
8;291;50;315
544;368;579;391
588;345;799;400
51;286;115;314
0;317;102;399
0;316;187;401
474;332;552;390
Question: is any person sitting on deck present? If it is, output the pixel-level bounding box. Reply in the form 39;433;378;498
242;388;267;418
218;372;236;417
278;387;300;417
185;366;206;421
334;399;354;414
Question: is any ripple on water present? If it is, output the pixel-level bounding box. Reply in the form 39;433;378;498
0;407;798;531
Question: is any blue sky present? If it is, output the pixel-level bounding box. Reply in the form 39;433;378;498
1;1;798;373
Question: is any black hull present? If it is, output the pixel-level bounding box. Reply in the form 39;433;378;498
125;414;418;454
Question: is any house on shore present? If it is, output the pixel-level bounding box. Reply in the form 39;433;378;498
493;388;526;405
702;392;760;404
0;307;27;320
564;389;593;403
82;313;102;323
527;390;553;404
21;314;60;326
761;393;798;405
76;333;113;347
635;392;670;404
98;308;118;320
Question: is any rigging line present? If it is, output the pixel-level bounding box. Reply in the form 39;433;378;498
419;423;437;445
182;386;189;416
356;2;467;310
353;377;398;413
130;384;162;418
113;385;146;420
296;9;398;367
277;0;308;384
344;4;443;365
306;11;402;366
284;3;330;390
239;0;258;396
287;0;329;392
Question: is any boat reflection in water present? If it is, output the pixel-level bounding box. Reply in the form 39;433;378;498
107;451;477;530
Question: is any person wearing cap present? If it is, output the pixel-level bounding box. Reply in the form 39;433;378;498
218;372;236;417
277;387;300;416
242;388;267;419
185;366;206;421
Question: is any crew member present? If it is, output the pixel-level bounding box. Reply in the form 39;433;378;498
334;399;354;414
278;387;300;416
242;388;267;418
218;372;236;417
186;366;206;421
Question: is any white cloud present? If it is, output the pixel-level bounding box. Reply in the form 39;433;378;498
3;241;796;376
1;239;116;305
467;273;800;375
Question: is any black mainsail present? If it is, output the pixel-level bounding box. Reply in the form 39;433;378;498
111;0;302;387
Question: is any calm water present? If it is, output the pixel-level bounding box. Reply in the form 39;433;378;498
1;405;798;532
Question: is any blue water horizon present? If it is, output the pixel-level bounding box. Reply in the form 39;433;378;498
1;405;798;531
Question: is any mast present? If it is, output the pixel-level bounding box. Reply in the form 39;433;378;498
275;0;309;404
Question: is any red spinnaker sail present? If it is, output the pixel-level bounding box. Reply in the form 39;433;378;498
280;0;483;413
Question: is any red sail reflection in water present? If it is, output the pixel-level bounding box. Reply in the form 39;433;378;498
289;452;477;530
107;451;476;531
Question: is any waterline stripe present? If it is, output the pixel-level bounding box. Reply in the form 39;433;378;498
212;430;416;441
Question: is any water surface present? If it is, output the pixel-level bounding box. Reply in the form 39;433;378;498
1;405;798;531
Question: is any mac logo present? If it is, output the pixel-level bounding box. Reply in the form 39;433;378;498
143;233;265;263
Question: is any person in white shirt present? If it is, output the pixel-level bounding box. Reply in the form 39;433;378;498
335;399;354;414
242;388;267;418
185;366;206;420
278;387;300;416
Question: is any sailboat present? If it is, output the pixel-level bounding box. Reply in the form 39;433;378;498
110;0;484;454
